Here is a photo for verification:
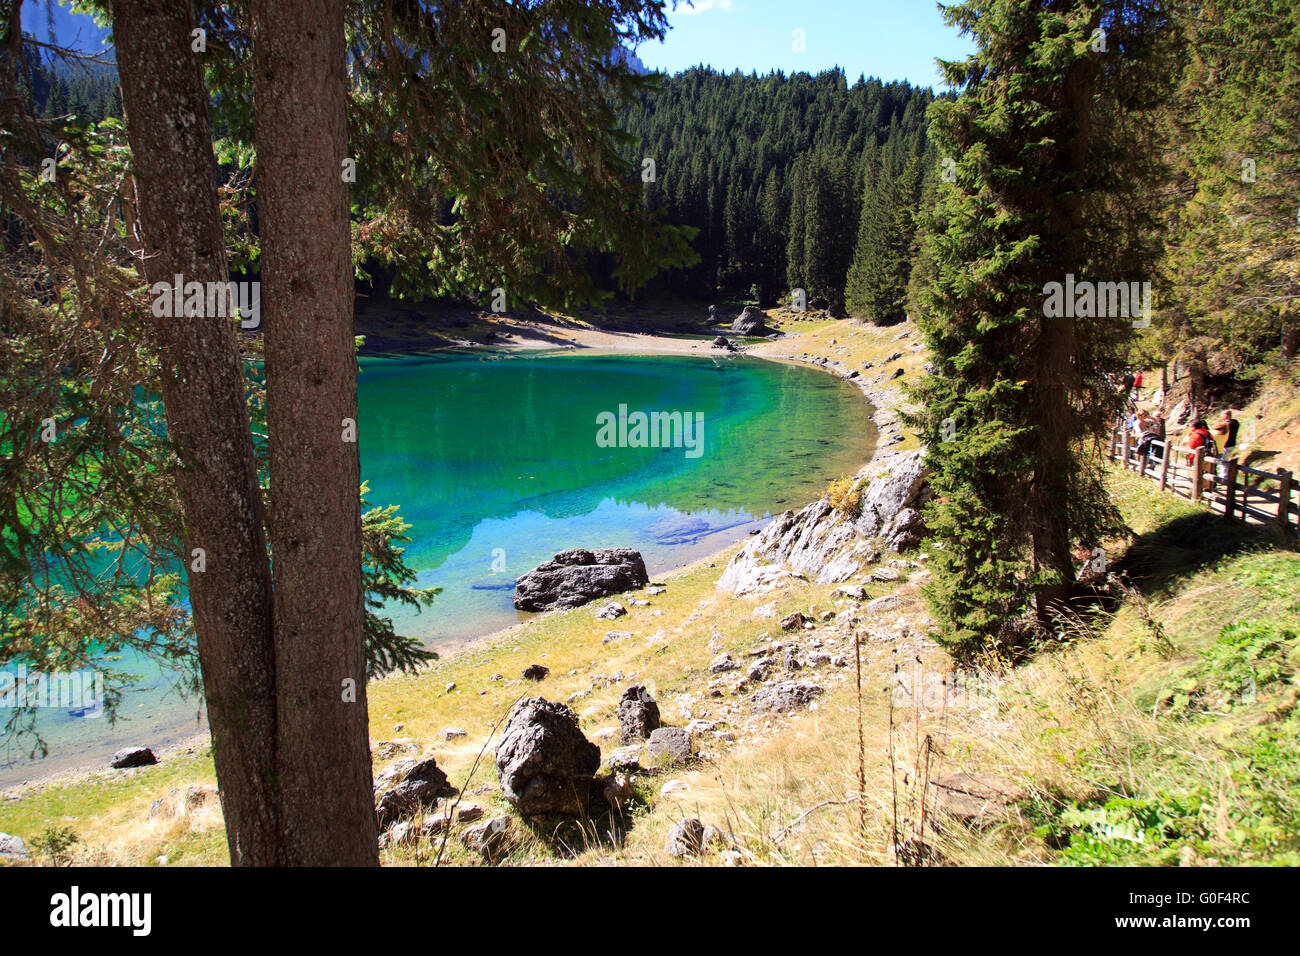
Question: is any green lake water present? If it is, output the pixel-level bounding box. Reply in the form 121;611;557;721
0;349;874;786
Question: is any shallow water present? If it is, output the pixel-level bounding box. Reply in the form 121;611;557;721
0;349;874;786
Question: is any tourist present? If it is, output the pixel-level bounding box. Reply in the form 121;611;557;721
1213;410;1240;460
1186;418;1215;466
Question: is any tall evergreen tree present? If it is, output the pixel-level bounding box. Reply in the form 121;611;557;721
911;0;1179;656
846;153;921;323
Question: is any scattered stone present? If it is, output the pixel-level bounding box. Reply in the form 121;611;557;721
110;746;157;769
602;630;632;644
750;680;825;714
708;653;740;673
865;594;900;614
665;817;706;857
747;658;774;682
489;673;505;682
445;682;456;692
522;663;550;681
605;745;644;772
645;585;666;596
495;697;601;815
461;815;515;863
660;779;689;797
513;548;649;612
376;756;451;827
870;567;901;583
444;727;469;741
782;648;802;671
835;584;867;600
779;611;807;631
629;599;651;607
646;726;694;766
616;685;661;744
0;833;31;862
595;602;628;620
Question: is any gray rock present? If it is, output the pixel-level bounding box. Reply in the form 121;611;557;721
646;727;694;765
110;746;157;769
0;833;30;861
605;745;644;772
522;663;550;681
513;548;649;612
750;680;825;714
462;815;515;862
779;611;806;631
731;305;769;336
717;451;927;592
747;658;773;682
616;685;661;744
495;698;600;815
865;594;900;614
444;727;469;741
602;630;632;644
708;653;740;673
376;756;450;827
595;602;628;620
665;817;706;857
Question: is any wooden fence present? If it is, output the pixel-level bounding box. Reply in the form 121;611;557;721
1108;427;1298;535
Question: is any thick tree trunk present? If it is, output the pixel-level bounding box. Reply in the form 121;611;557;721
252;0;378;865
112;0;282;865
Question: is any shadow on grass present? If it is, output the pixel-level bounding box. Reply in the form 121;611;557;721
1111;511;1293;597
514;775;654;859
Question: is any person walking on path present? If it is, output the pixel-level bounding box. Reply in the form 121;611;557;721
1214;410;1240;460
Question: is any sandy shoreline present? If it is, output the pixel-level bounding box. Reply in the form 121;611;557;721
2;317;883;797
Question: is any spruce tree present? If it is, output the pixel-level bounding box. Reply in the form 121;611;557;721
911;0;1178;656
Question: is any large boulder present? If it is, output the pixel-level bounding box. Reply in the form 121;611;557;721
616;685;661;744
495;698;601;815
732;306;769;336
110;746;157;769
513;548;649;612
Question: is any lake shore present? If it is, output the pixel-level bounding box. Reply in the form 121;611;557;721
1;307;909;798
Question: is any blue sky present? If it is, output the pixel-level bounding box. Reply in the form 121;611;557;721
639;0;976;89
20;0;975;91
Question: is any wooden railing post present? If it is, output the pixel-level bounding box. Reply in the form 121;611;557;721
1192;446;1205;503
1278;469;1294;533
1223;458;1238;521
1121;429;1131;471
1158;442;1170;492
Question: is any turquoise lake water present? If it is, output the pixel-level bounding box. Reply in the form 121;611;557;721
0;349;874;786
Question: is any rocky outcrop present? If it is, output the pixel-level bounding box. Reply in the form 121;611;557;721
495;697;601;815
513;548;649;612
717;450;927;593
731;306;769;336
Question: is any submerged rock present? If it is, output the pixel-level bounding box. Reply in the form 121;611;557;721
513;548;649;612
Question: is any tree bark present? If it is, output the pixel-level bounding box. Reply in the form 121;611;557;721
252;0;378;865
112;0;282;865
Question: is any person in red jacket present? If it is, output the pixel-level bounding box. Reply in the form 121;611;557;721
1187;419;1215;466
